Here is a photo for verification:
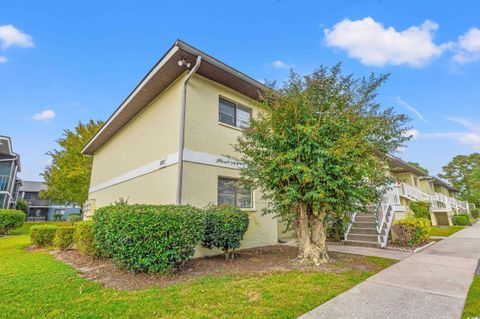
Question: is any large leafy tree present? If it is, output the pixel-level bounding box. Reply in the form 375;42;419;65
233;65;409;264
440;153;480;206
41;120;104;206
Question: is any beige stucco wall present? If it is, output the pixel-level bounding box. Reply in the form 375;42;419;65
182;75;278;255
88;165;178;207
89;74;185;188
184;74;261;157
182;162;278;256
87;72;278;257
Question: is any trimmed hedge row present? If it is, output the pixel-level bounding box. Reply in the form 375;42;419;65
453;214;471;226
54;226;75;250
91;204;250;273
202;206;249;259
93;205;206;273
0;209;25;235
74;221;98;256
30;225;58;247
391;217;431;248
471;208;479;220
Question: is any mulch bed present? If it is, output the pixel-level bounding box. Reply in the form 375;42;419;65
387;240;435;252
50;245;384;291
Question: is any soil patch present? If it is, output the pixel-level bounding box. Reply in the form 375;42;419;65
387;240;435;252
51;245;387;291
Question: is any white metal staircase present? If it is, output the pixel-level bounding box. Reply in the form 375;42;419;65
343;185;404;248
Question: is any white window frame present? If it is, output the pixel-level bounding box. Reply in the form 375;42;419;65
217;176;253;209
218;97;251;129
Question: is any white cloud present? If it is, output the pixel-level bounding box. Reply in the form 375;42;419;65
395;97;429;124
452;28;480;64
270;60;291;69
324;17;446;67
0;56;7;63
421;117;480;149
32;110;56;121
0;25;34;49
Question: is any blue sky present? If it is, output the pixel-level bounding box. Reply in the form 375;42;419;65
2;0;480;180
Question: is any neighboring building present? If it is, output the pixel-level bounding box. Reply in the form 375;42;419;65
343;156;473;248
0;136;21;209
82;40;276;255
19;181;81;221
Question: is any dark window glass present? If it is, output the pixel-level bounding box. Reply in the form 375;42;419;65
219;98;251;128
219;99;236;126
218;177;252;208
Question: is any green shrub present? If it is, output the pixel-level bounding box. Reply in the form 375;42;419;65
326;211;348;242
54;226;75;250
453;214;471;226
391;217;431;248
202;206;249;259
15;199;29;214
0;209;25;235
409;201;431;220
471;208;479;219
53;213;63;221
68;214;82;225
30;225;58;247
93;204;204;273
74;221;98;256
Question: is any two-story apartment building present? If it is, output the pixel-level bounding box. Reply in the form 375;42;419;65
19;181;81;221
82;40;473;252
0;136;21;209
82;40;277;255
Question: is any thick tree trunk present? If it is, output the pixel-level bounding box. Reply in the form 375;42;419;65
295;204;329;265
296;203;310;259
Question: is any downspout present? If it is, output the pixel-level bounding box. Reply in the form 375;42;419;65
176;55;202;205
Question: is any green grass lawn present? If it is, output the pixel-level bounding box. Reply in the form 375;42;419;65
429;226;464;237
463;275;480;318
0;233;394;319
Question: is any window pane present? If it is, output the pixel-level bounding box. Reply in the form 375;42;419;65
218;178;236;206
236;184;252;208
236;106;251;128
219;99;235;126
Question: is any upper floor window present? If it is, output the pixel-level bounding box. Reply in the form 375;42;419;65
218;177;252;208
219;98;251;128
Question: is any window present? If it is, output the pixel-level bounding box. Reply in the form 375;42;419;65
54;209;65;216
218;177;252;208
219;98;251;128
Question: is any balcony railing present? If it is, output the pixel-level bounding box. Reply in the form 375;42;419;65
399;182;470;214
400;182;430;201
0;175;9;192
26;198;52;207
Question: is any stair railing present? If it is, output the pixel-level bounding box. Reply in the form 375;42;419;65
372;185;400;247
344;211;357;241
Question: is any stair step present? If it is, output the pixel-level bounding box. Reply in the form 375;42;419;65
347;234;379;242
354;222;376;228
349;228;380;235
341;240;382;248
355;216;375;222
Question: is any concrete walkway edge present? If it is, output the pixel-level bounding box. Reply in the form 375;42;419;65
299;222;480;319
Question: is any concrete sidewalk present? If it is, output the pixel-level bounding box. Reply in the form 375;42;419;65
300;222;480;319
